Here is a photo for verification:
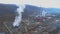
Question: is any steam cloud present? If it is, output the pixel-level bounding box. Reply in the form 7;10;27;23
13;4;25;27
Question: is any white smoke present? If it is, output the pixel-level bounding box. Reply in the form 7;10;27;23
42;10;47;17
13;4;25;27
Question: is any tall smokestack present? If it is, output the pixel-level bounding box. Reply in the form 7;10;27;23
13;4;25;28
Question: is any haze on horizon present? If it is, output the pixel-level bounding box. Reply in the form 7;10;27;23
0;0;60;8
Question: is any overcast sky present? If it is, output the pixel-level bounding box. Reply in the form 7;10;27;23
0;0;60;8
